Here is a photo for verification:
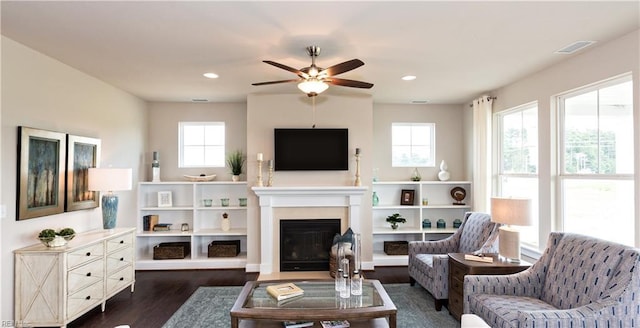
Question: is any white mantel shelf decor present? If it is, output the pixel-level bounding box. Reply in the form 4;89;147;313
252;186;368;275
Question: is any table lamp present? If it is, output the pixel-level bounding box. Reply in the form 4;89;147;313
491;197;532;263
88;168;132;230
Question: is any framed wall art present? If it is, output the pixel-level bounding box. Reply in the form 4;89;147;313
400;189;415;206
158;191;173;207
17;127;67;220
66;135;101;212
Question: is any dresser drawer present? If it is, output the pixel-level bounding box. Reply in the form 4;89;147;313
450;274;464;292
106;246;134;274
450;262;467;278
68;259;104;295
67;281;103;319
448;290;463;317
106;265;133;295
68;243;104;269
107;232;134;253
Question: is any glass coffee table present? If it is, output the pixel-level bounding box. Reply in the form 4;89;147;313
230;280;397;328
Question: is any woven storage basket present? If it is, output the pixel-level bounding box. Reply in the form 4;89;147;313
383;241;408;255
208;240;240;257
153;242;191;260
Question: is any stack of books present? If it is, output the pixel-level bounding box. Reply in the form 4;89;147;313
266;282;304;301
152;223;172;231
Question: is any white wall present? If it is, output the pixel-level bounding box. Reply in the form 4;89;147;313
491;29;640;248
0;36;147;319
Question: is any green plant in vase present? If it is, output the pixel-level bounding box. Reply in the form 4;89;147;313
386;213;406;230
226;150;245;181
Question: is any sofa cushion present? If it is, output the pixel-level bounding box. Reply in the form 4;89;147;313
469;294;558;328
540;234;626;309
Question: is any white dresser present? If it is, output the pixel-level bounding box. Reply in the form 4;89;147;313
14;228;135;328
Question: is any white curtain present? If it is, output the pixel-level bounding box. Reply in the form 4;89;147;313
472;96;493;213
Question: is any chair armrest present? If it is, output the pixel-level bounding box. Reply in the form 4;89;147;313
517;299;619;327
463;269;542;313
408;236;458;256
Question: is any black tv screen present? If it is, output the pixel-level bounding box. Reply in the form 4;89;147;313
274;128;349;171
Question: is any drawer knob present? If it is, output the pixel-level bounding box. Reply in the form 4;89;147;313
86;272;91;277
85;295;91;300
119;277;124;281
120;240;124;244
120;257;125;261
86;252;91;256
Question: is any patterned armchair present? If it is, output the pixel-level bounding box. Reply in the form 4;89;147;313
464;232;640;328
408;212;500;310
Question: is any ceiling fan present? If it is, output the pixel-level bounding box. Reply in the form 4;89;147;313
252;46;374;97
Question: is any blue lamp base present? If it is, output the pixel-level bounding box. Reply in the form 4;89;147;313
101;193;119;230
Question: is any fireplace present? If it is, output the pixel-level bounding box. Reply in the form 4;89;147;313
280;219;340;271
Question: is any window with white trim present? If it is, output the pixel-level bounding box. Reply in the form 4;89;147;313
179;122;225;168
391;123;435;167
496;103;539;247
558;75;634;246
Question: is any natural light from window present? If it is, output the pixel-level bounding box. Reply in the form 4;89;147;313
559;76;634;246
179;122;225;168
391;123;435;167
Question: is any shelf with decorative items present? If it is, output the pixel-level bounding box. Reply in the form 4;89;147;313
136;181;248;270
372;180;472;266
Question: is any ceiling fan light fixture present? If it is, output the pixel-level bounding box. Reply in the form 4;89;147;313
298;79;329;95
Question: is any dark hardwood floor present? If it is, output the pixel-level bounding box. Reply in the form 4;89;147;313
68;266;410;328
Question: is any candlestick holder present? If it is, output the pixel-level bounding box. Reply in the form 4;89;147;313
267;161;274;187
256;159;264;187
354;153;361;186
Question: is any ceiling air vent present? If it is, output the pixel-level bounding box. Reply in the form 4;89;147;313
555;41;596;54
191;98;209;102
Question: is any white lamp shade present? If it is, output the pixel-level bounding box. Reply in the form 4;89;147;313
298;79;329;94
491;197;532;226
88;168;132;192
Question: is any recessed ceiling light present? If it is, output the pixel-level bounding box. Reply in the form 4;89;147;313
203;72;219;79
402;75;417;81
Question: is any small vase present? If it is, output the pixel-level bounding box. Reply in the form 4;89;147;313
231;175;240;182
438;160;450;181
391;223;398;230
437;219;446;229
411;168;421;181
372;191;379;206
221;217;231;232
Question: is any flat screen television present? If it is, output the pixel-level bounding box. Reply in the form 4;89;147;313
274;128;349;171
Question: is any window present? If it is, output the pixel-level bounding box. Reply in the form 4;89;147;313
496;103;539;247
558;75;634;246
391;123;435;167
179;122;225;168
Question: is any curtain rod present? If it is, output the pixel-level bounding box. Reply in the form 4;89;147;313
469;96;497;107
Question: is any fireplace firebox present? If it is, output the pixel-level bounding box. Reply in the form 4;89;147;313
280;219;340;271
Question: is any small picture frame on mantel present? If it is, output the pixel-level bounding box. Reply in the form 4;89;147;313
158;191;172;207
400;189;415;206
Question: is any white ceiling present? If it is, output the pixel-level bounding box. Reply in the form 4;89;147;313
2;1;638;104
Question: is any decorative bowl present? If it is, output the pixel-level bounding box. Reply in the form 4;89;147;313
39;235;69;247
183;174;216;182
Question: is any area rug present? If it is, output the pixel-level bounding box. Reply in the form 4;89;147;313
162;284;459;328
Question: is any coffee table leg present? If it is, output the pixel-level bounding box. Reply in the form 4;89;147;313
389;313;397;328
231;316;239;328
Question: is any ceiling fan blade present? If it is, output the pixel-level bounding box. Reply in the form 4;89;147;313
322;59;364;76
252;79;301;86
263;60;308;78
326;77;374;89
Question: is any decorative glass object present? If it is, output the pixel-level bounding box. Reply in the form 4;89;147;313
437;219;446;229
453;218;462;228
422;219;431;228
203;199;213;207
372;191;379;206
411;167;422;181
238;198;247;207
220;198;229;207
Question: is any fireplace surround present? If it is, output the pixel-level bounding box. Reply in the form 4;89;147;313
252;186;367;274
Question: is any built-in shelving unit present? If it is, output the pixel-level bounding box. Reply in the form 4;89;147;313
372;180;472;266
136;181;248;270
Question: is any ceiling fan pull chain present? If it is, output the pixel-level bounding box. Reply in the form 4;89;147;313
311;96;316;128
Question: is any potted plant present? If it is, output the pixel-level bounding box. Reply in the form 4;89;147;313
38;227;76;247
226;150;245;182
386;213;406;230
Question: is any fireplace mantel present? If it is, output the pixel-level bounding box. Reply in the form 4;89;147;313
252;186;368;274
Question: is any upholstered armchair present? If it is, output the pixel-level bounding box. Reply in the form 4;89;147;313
464;232;640;328
408;212;500;310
